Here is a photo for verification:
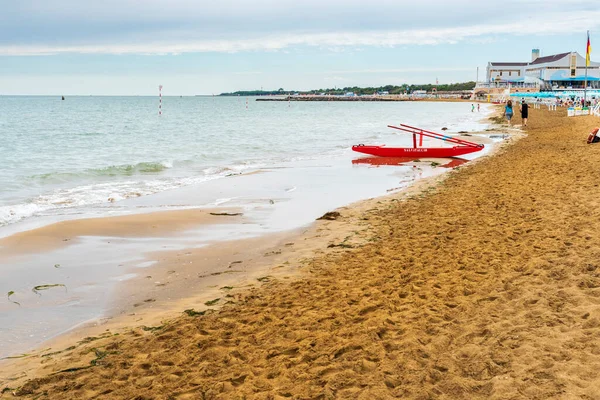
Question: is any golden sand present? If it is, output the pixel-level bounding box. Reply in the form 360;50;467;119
4;107;600;399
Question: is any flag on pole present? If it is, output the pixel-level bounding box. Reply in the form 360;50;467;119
586;31;592;66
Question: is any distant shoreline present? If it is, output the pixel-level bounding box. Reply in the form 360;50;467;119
256;95;474;102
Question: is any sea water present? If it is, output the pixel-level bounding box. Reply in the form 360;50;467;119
0;96;490;230
0;97;493;358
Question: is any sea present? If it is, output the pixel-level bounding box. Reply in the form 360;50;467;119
0;96;490;230
0;96;494;359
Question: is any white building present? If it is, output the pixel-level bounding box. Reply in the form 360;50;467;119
486;50;600;90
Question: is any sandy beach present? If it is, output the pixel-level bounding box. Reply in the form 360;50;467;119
4;105;600;398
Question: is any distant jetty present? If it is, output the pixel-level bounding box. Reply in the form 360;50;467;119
256;93;471;102
257;95;406;102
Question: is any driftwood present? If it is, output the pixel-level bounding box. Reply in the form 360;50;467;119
210;212;243;217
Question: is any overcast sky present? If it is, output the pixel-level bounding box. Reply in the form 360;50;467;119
1;0;599;94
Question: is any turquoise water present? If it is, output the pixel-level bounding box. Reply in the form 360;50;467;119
0;96;490;228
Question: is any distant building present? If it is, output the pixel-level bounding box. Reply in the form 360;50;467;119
486;49;600;90
344;92;356;97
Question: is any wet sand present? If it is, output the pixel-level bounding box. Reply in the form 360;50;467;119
0;208;244;256
0;129;497;361
0;152;476;359
0;148;489;360
6;106;600;398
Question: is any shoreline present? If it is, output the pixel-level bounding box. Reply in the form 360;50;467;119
0;100;497;244
0;148;497;354
0;177;451;383
0;102;499;363
7;105;598;398
0;150;497;361
0;109;515;387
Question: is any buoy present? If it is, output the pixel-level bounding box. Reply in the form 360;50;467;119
587;128;600;144
158;85;163;115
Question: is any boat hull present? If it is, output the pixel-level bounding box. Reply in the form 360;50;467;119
351;145;482;158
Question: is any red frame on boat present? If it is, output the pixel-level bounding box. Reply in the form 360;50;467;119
389;124;482;149
352;124;484;158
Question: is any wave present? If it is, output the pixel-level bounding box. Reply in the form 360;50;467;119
0;160;263;227
94;161;173;175
29;161;174;183
0;177;190;227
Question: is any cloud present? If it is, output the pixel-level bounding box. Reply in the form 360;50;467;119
1;1;599;56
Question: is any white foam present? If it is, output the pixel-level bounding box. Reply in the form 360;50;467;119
0;176;220;226
134;261;157;269
214;197;234;205
110;273;137;282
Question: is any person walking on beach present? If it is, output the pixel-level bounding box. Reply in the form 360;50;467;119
520;100;529;127
504;100;514;125
477;103;480;112
471;104;475;112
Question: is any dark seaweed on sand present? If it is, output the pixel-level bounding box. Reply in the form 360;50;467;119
32;284;67;295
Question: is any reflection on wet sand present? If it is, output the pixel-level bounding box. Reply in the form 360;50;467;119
352;157;469;169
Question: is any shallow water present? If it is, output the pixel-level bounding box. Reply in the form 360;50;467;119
0;97;490;228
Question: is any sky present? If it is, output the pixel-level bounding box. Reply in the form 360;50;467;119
1;0;600;95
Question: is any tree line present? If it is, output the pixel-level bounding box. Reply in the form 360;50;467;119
220;82;476;96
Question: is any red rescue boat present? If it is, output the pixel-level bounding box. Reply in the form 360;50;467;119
352;124;484;158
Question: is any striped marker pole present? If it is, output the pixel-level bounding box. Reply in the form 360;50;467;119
159;85;163;115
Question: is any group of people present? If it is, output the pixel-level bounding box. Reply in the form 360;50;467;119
537;97;597;108
558;98;593;108
503;99;529;127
